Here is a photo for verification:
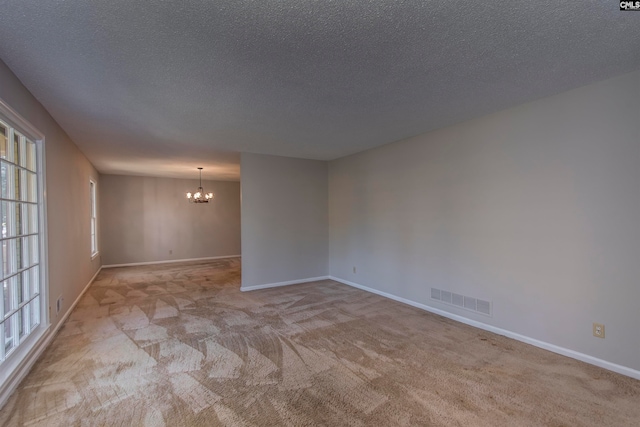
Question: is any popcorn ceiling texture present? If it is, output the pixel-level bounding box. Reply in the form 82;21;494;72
0;1;639;179
0;259;638;426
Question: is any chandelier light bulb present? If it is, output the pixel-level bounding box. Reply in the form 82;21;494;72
186;167;214;203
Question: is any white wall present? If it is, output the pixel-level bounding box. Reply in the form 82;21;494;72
100;175;241;266
241;153;328;289
0;59;101;396
329;71;640;372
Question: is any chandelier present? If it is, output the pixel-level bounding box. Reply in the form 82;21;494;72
186;167;214;203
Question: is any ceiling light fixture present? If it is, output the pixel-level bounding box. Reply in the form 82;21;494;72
186;167;214;203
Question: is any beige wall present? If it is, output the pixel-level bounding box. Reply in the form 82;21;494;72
241;153;328;289
100;175;240;266
0;60;101;330
329;71;640;372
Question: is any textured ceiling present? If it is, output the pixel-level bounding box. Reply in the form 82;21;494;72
0;1;639;180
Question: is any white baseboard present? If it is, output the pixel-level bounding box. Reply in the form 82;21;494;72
0;267;103;409
329;275;640;381
241;276;330;292
102;255;241;269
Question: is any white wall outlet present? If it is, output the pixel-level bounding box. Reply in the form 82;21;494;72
593;323;605;338
353;266;356;274
56;296;64;314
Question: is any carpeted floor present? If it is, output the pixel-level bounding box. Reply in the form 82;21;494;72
1;258;638;426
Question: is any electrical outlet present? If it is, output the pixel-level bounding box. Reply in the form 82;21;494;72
169;250;173;255
56;296;64;314
593;323;605;338
353;266;356;274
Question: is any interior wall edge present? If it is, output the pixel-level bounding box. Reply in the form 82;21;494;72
240;276;331;292
240;153;329;288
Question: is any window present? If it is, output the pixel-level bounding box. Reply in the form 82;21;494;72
0;101;46;370
90;180;97;257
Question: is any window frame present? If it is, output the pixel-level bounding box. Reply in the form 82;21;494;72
0;96;49;389
89;179;98;258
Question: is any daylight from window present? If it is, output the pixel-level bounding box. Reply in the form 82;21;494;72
90;180;97;257
0;118;41;365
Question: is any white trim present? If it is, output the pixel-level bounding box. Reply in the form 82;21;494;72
0;96;53;405
241;276;330;292
102;255;241;269
0;267;102;409
38;125;49;330
0;98;45;140
89;179;98;258
0;326;49;409
328;276;640;381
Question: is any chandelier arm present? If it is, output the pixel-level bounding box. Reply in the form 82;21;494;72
187;167;212;203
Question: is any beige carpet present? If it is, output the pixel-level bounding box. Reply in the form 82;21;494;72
1;259;638;426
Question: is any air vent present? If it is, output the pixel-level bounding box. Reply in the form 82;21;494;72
441;291;452;304
452;293;464;307
430;288;492;317
464;296;476;311
476;299;491;315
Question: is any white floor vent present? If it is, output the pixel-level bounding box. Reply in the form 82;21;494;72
430;288;492;317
